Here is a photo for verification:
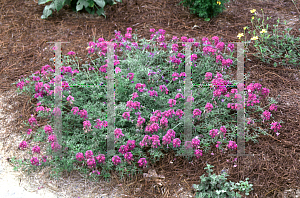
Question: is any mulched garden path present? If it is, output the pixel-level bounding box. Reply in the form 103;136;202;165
1;0;300;197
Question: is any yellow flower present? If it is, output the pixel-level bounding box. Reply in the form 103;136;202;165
252;16;254;20
237;33;244;39
217;1;221;5
243;27;248;31
260;29;267;34
251;36;258;40
250;9;256;13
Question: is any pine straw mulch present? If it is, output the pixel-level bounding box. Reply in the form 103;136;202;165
1;0;300;197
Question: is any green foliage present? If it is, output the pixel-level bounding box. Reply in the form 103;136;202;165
11;29;276;184
192;163;253;198
38;0;122;19
177;0;230;21
243;13;300;68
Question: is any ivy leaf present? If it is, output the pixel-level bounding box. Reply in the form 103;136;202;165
94;0;105;8
76;0;90;11
53;0;65;11
41;3;56;19
96;7;106;18
88;0;94;7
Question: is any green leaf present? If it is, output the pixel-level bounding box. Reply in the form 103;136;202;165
76;0;90;11
85;6;95;15
38;0;52;5
96;7;106;18
94;0;105;8
204;18;210;21
64;0;72;6
192;184;199;190
105;0;115;6
88;0;94;7
53;0;65;11
41;3;56;19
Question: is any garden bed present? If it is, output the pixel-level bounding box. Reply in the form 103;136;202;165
0;0;300;197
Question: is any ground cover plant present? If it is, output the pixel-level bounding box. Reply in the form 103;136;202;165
10;18;282;196
1;0;300;197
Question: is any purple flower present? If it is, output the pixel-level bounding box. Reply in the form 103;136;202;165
32;145;41;154
30;157;40;166
173;138;181;148
85;150;94;159
76;152;85;161
19;141;28;150
138;158;147;168
96;154;105;164
112;155;121;166
269;104;278;111
87;158;96;169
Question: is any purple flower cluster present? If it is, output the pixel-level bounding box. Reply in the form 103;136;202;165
162;129;176;147
261;110;272;122
76;150;106;170
138;158;147;168
32;145;41;154
19;141;28;150
112;156;121;166
18;140;48;166
228;141;238;150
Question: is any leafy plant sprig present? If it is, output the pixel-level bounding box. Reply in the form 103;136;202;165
38;0;122;19
241;8;300;68
192;163;253;198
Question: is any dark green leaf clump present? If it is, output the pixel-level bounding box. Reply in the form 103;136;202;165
38;0;122;19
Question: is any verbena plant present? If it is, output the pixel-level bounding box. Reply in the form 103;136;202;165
38;0;122;19
192;163;253;198
177;0;230;21
11;26;282;184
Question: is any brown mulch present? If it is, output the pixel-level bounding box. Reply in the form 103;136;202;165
1;0;300;197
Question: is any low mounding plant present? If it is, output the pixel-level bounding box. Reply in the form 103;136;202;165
192;163;253;198
11;26;282;184
177;0;230;21
38;0;122;19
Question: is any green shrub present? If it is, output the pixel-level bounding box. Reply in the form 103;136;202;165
177;0;230;21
